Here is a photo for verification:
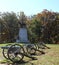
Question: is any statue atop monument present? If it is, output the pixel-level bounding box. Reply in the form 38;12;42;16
19;12;26;28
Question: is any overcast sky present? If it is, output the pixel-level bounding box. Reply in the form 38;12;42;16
0;0;59;15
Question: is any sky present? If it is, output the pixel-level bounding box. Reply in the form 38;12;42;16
0;0;59;16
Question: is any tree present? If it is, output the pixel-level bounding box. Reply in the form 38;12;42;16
41;10;59;43
36;9;59;43
27;19;42;43
1;12;18;42
0;18;9;43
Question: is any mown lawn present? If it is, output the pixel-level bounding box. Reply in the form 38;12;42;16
30;44;59;65
0;44;59;65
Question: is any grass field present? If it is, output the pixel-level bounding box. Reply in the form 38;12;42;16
31;44;59;65
0;44;59;65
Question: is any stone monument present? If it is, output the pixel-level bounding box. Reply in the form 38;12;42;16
16;12;29;43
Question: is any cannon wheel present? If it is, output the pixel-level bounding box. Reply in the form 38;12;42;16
34;43;39;49
7;44;24;62
34;43;45;49
26;44;36;55
2;44;12;59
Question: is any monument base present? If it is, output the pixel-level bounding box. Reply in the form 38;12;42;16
16;28;29;43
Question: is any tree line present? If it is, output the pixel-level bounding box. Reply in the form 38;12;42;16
0;9;59;44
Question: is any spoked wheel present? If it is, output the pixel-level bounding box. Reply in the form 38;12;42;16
37;43;46;49
34;43;39;50
2;44;12;59
35;43;45;49
26;44;36;55
7;44;24;62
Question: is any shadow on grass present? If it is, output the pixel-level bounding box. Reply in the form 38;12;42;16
0;51;45;65
11;60;34;65
0;59;36;65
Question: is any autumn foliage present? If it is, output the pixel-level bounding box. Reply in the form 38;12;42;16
0;9;59;44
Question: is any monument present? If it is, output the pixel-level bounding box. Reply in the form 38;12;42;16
16;12;29;43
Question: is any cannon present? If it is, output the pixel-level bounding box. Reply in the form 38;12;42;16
35;42;50;49
7;43;37;62
1;44;12;59
1;42;45;62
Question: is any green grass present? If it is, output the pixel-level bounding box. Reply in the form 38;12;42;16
30;44;59;65
0;44;59;65
0;43;12;47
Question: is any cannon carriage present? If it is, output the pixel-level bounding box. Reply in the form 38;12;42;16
1;42;45;62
